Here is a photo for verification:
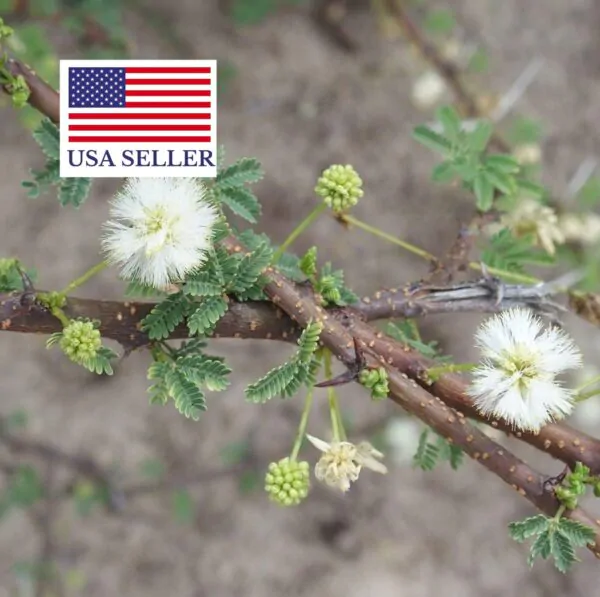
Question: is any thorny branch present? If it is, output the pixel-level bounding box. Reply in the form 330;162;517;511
3;54;600;563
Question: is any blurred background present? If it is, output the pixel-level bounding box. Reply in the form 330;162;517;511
1;1;600;595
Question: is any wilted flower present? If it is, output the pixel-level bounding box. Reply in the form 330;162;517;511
467;308;582;432
499;198;565;255
102;178;219;289
306;434;387;492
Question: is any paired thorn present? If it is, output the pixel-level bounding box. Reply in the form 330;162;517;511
314;337;366;388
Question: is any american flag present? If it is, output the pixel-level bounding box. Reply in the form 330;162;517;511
67;65;214;143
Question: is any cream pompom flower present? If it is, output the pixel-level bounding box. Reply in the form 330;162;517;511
498;198;564;255
467;308;582;432
306;435;387;492
102;178;219;289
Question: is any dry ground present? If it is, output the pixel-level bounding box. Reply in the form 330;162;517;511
1;1;600;595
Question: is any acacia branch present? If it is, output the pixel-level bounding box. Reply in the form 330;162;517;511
238;244;600;558
0;276;568;348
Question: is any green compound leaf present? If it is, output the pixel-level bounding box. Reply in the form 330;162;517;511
183;270;224;297
245;321;322;403
165;367;207;420
508;515;550;543
230;241;273;294
187;296;228;336
218;186;261;223
141;292;190;340
58;176;92;208
177;354;231;392
412;429;440;471
32;118;59;159
296;321;322;363
556;519;596;547
245;360;300;403
215;157;264;188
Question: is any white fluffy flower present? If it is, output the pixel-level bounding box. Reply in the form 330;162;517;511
102;178;219;289
306;435;387;492
467;308;582;432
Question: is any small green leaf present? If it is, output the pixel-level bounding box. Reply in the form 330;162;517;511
412;429;440;471
527;529;552;566
218;186;261;223
215;157;264;188
482;168;515;195
467;121;493;153
165;368;207;420
139;458;165;480
183;271;223;297
508;117;543;145
550;528;577;573
299;246;318;277
474;172;494;211
171;489;195;524
424;8;455;35
187;296;228;336
412;126;452;155
484;154;520;174
435;105;461;140
8;465;44;507
229;0;276;25
125;281;167;299
508;515;550;542
468;48;490;74
431;161;456;183
516;179;545;199
141;293;190;340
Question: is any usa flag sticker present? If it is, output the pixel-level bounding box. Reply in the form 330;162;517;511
59;60;217;178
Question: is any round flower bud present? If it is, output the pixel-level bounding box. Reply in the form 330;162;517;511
315;164;363;214
264;458;310;506
60;319;102;364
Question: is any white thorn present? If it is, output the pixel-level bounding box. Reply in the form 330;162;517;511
566;157;597;199
490;58;545;122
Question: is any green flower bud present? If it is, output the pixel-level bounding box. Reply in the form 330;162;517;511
264;458;310;506
555;486;578;509
315;164;363;214
359;369;376;388
371;380;389;401
59;319;102;364
594;481;600;498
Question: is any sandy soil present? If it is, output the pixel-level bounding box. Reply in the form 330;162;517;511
1;1;600;595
